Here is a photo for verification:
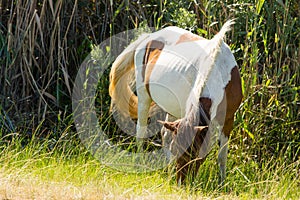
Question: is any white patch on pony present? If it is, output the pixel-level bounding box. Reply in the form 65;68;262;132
146;40;212;118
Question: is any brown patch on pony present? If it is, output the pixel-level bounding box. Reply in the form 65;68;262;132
217;66;243;137
175;32;204;45
142;40;165;96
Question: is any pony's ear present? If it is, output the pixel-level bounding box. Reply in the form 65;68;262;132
157;120;180;132
194;126;208;134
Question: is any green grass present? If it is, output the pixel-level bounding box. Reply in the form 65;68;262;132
0;136;299;199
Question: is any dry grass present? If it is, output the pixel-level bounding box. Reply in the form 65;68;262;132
0;172;208;200
0;173;123;200
1;174;89;200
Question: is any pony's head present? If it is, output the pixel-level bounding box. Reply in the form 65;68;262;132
159;119;209;184
159;119;209;159
169;97;211;156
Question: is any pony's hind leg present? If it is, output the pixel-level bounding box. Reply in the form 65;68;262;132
218;131;229;185
136;87;152;150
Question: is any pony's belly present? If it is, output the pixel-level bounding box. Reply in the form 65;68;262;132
147;54;196;118
148;75;192;119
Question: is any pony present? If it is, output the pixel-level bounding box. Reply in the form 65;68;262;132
109;20;242;185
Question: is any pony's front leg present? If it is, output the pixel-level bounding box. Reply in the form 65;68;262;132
136;88;152;151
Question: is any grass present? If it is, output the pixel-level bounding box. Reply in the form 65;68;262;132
0;136;299;199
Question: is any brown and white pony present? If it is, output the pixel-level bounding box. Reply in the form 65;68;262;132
109;20;242;185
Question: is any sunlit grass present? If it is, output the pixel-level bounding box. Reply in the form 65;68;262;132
0;136;299;199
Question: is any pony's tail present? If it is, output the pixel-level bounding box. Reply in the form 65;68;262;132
109;34;150;119
209;19;235;62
